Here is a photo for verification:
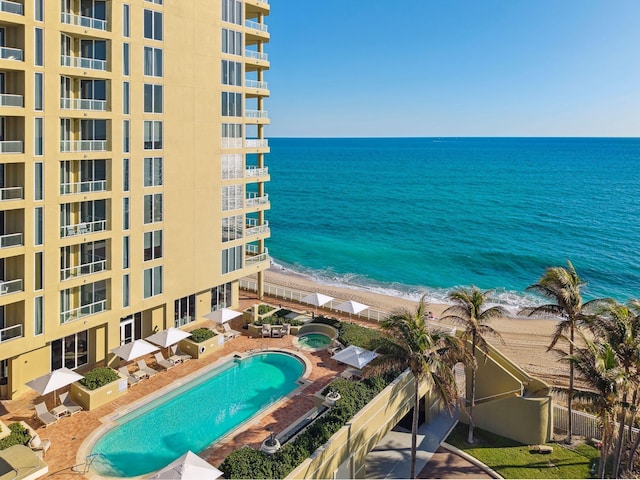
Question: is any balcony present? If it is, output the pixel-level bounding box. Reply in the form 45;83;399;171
0;0;23;15
245;110;269;120
0;141;22;154
60;98;107;111
61;12;107;31
245;246;269;266
245;79;268;90
245;20;268;33
0;94;22;107
60;180;106;195
60;140;107;152
245;50;268;62
245;219;269;237
246;166;268;178
61;219;107;238
222;138;243;149
0;186;22;200
61;259;107;281
0;323;22;343
245;139;268;149
0;232;21;248
60;298;106;324
245;193;269;208
0;278;22;296
175;316;194;328
61;55;107;71
0;47;22;61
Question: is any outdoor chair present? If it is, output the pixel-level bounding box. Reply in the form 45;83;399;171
59;392;82;415
171;345;192;362
223;322;240;339
28;433;51;458
261;324;271;338
271;327;283;338
34;402;58;428
119;366;140;386
281;323;291;336
154;352;174;370
137;359;159;377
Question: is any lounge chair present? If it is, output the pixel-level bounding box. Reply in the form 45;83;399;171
34;402;58;428
28;433;51;458
171;345;192;362
154;352;174;370
137;359;158;377
59;392;82;415
223;322;240;339
119;366;140;386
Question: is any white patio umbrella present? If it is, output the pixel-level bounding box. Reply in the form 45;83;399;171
150;451;223;480
146;327;192;348
301;292;334;313
26;367;84;405
202;308;242;324
111;339;159;362
331;345;379;369
335;300;369;318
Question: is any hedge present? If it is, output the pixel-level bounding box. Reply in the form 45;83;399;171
190;328;215;343
0;423;31;450
79;367;120;390
312;316;381;350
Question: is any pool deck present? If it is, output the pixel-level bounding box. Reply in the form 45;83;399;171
0;291;361;480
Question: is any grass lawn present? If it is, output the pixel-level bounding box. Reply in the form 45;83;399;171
446;423;600;479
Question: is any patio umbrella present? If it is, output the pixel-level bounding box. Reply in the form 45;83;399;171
301;292;334;313
26;367;84;405
331;345;379;369
335;300;369;317
111;339;158;362
146;328;192;348
202;308;242;324
150;451;223;480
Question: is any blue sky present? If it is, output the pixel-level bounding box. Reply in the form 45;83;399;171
266;1;639;137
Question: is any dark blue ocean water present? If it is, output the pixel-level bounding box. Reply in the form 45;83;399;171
265;137;640;310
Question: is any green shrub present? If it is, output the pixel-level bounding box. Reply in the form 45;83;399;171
190;328;215;343
312;316;381;349
274;309;292;318
258;304;274;315
0;423;31;450
80;367;120;390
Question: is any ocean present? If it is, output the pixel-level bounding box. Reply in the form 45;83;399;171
262;137;640;312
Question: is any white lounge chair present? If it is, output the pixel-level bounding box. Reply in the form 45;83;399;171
34;402;57;428
223;322;240;339
154;352;174;370
59;391;82;415
119;366;140;386
28;433;51;458
261;324;271;338
137;359;158;377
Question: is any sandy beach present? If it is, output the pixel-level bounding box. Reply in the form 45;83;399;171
261;267;570;388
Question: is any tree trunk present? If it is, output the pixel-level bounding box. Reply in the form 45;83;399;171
599;421;609;479
612;391;629;477
467;336;477;444
627;389;638;443
627;422;640;472
410;379;420;479
567;325;574;444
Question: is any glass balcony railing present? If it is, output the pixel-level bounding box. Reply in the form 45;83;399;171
61;54;107;71
245;79;268;90
0;233;22;248
60;180;107;195
245;50;268;62
61;259;107;280
222;138;243;149
60;97;107;111
0;94;23;107
245;220;269;237
0;186;22;200
61;12;107;31
245;246;269;266
245;20;268;33
0;47;22;61
60;219;107;238
245;139;269;148
0;324;22;343
0;278;22;295
245;166;268;177
245;193;269;208
245;110;269;119
60;140;108;152
0;141;23;154
60;298;107;324
0;0;23;15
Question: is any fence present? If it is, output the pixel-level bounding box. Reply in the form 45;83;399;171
553;404;640;442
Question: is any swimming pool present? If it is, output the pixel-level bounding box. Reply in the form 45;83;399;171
296;333;332;350
292;323;338;351
89;352;305;477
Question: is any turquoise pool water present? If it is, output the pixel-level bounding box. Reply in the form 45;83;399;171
296;333;331;350
90;352;304;477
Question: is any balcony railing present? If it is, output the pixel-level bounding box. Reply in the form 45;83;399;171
0;324;22;343
60;140;108;152
61;54;107;71
245;220;269;237
60;298;107;324
222;138;243;149
0;186;22;200
245;50;268;62
245;139;269;149
61;12;107;31
0;0;23;15
0;94;23;107
245;20;268;33
60;97;107;111
0;141;23;154
61;259;107;280
0;233;22;248
60;219;107;238
245;193;269;208
245;247;269;266
246;166;268;177
245;110;269;119
60;180;107;195
174;316;194;328
0;278;22;296
245;79;268;90
0;47;22;61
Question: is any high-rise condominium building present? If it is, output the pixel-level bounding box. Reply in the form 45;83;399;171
0;0;270;399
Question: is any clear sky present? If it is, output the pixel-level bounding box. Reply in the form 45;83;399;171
266;0;640;137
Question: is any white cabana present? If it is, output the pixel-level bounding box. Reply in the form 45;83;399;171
301;292;334;314
202;308;243;324
150;451;223;480
335;300;369;316
146;327;192;348
26;367;84;405
111;339;159;362
331;345;379;369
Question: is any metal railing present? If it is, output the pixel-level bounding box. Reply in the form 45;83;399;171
0;233;22;248
245;193;269;207
0;324;22;343
245;50;268;62
245;139;269;149
245;220;269;237
552;404;639;442
245;79;268;90
60;180;107;195
0;47;22;61
61;55;107;71
0;186;22;200
60;140;108;152
61;259;107;280
60;97;107;111
246;166;268;177
60;12;107;30
0;0;23;15
245;251;269;266
0;94;23;107
0;278;22;296
60;299;107;324
245;109;269;119
0;141;23;153
245;20;268;33
60;220;107;238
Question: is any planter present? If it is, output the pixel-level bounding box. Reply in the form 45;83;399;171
178;335;223;359
261;436;280;455
325;391;341;407
70;372;128;411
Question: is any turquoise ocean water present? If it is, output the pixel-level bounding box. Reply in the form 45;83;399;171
264;137;640;312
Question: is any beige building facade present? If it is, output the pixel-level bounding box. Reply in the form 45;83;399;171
0;0;270;399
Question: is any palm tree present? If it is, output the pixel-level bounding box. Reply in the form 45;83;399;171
441;287;506;444
521;260;603;444
367;294;466;479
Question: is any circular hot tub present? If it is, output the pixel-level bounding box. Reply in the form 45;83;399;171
293;323;338;351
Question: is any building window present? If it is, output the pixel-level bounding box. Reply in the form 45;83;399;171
51;331;88;370
34;73;43;110
143;84;163;113
143;120;162;149
144;9;163;40
123;43;130;75
35;252;43;290
34;118;43;155
211;283;232;310
221;60;242;86
143;265;162;298
34;207;43;245
123;274;130;308
222;92;242;117
221;28;242;55
175;295;195;327
144;230;163;261
34;162;43;200
222;185;243;211
222;154;243;179
123;4;130;37
143;157;163;186
123;81;130;114
81;39;107;62
222;0;242;25
222;215;243;242
123;235;129;268
123;120;130;153
123;158;129;191
34;296;44;336
123;197;130;230
144;47;163;77
145;0;163;4
35;28;43;66
143;193;163;224
222;246;242;274
35;0;43;21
